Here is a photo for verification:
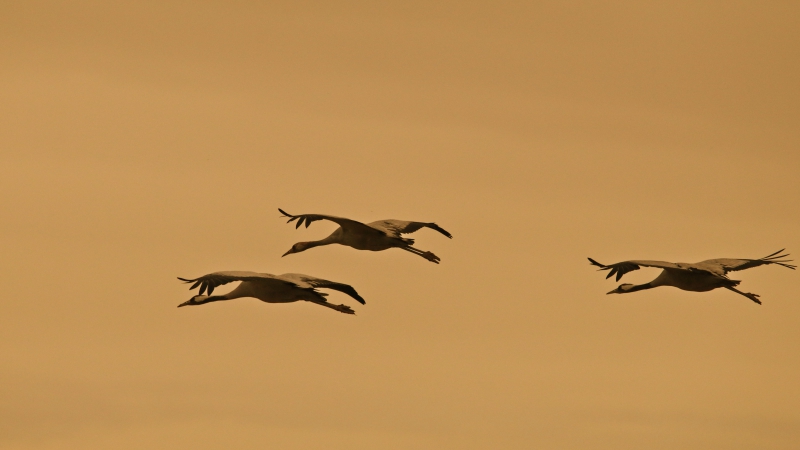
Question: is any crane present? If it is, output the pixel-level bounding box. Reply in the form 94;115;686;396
177;271;365;314
588;249;795;304
278;208;452;263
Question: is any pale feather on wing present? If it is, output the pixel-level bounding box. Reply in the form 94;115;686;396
367;219;452;239
279;208;377;234
696;249;796;277
177;271;290;295
588;258;687;281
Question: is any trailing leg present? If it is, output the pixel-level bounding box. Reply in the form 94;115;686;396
308;300;356;315
401;246;441;264
725;286;762;305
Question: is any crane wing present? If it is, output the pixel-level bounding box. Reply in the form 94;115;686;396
588;258;687;281
696;249;796;277
177;271;290;295
279;273;366;304
367;219;452;239
278;208;375;234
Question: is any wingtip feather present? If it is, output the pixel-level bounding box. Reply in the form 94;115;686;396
763;249;786;259
588;258;610;269
426;223;453;239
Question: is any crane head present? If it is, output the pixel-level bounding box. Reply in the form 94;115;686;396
177;295;207;307
282;242;309;257
607;284;635;294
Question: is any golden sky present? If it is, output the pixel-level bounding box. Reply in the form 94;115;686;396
1;1;799;449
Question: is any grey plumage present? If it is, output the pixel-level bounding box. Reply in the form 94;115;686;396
279;208;452;263
588;250;795;304
177;271;365;314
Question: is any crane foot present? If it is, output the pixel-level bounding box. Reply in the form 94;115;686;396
334;304;356;314
423;251;441;264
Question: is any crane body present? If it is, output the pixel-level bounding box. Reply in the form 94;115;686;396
589;250;795;304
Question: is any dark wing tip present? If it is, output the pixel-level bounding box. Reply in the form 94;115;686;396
334;284;366;305
588;258;606;268
428;223;453;238
764;248;786;258
278;208;291;217
759;249;795;270
177;277;194;282
342;285;366;305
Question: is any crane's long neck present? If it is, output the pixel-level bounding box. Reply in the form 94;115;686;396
303;233;340;249
193;293;235;305
180;284;254;308
304;240;333;250
194;284;257;304
197;281;259;304
626;282;656;293
623;270;675;292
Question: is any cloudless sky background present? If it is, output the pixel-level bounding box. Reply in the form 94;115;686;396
1;1;799;448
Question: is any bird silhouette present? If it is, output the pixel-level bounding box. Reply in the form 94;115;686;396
279;208;452;263
588;249;795;304
177;271;365;314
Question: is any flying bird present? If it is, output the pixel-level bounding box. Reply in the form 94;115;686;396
177;271;365;314
588;249;795;304
278;208;452;263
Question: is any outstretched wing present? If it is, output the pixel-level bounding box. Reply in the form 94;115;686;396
278;208;375;234
279;273;366;304
177;271;287;295
367;219;452;239
588;258;686;281
696;249;796;277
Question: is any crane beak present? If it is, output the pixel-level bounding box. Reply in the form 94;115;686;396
606;289;618;295
282;248;294;257
177;299;193;307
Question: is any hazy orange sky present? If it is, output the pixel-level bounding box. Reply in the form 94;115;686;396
1;1;799;449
